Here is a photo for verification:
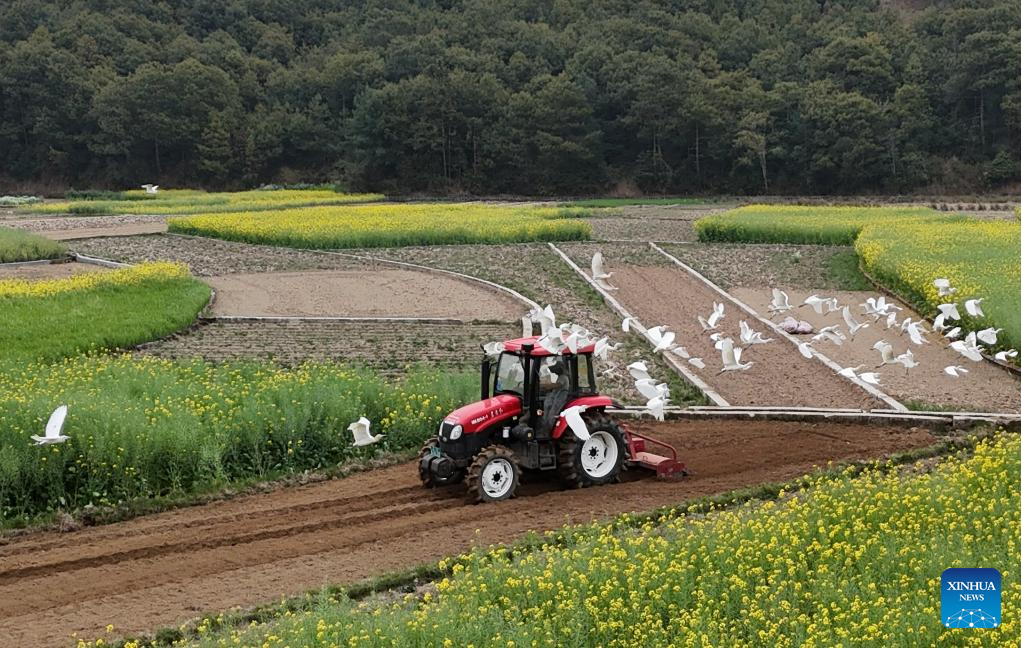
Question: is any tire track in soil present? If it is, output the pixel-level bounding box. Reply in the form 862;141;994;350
610;266;883;408
0;419;935;647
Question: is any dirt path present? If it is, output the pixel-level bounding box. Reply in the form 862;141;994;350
206;269;526;320
0;419;934;647
734;288;1021;413
611;266;882;408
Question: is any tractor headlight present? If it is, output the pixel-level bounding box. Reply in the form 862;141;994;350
449;424;463;440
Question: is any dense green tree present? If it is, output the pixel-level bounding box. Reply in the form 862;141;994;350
1;0;1020;194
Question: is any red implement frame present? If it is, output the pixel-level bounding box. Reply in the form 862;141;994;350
623;426;687;479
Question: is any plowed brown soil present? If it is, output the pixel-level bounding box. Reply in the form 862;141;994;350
612;266;884;408
0;419;935;647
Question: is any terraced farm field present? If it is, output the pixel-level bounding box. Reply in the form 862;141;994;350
2;198;1019;648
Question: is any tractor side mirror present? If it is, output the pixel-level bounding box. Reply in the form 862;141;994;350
481;358;492;400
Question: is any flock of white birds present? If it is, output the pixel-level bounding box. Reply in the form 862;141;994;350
27;254;1016;450
767;277;1017;387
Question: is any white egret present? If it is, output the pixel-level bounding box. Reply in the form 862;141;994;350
348;417;384;447
31;406;69;445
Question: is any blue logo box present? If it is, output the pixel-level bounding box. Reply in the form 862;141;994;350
941;568;1001;628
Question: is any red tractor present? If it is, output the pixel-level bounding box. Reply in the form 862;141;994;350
419;336;685;502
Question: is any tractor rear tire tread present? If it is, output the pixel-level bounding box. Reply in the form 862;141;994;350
465;445;520;503
558;412;627;489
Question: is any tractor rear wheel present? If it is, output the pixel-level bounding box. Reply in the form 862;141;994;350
418;437;464;487
558;413;627;488
466;445;520;503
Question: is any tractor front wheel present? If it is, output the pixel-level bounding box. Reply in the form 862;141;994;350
418;437;464;487
559;413;627;488
466;445;520;503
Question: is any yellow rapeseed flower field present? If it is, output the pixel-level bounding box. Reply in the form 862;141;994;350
0;355;476;522
25;189;385;216
0;261;189;298
168;203;593;248
856;219;1021;361
155;433;1018;648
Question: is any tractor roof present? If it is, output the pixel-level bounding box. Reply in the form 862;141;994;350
501;336;596;357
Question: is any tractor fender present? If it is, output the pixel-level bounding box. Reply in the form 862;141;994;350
552;396;614;439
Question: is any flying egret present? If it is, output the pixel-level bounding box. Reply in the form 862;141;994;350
645;395;667;421
669;345;691;359
536;333;564;355
950;334;983;362
31;405;70;445
934;278;956;296
688;357;706;369
964;298;984;318
837;365;865;378
534;305;556;334
739;320;773;345
873;340;897;366
995;349;1018;362
841;306;869;337
905;321;929;346
482;341;505;357
812;328;844;346
634;379;669;401
945;327;962;339
595;278;617;292
932;313;947;332
937;303;961;321
718;338;753;372
348;417;383;447
858;372;882;386
862;296;901;319
708;302;725;328
646;326;676;353
935;306;959;322
591;252;612;281
560;405;591;441
944;365;969;378
627;361;652;382
895;349;919;371
801;295;836;315
141;183;159;194
977;328;1002;346
593;337;620;360
769;288;792;313
591;253;615;290
884;312;898;330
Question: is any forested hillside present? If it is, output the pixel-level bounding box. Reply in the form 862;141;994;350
1;0;1019;194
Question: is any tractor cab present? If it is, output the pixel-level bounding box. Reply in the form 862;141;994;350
418;336;685;503
484;337;600;438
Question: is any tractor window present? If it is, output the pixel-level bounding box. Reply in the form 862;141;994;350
538;356;569;393
494;353;525;394
576;354;595;393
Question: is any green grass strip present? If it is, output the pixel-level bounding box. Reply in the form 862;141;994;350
0;226;66;263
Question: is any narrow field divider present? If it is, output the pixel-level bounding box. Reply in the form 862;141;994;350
547;242;729;406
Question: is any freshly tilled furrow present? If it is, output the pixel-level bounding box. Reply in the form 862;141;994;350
0;419;937;648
